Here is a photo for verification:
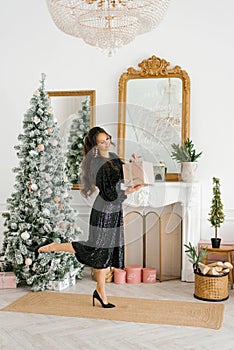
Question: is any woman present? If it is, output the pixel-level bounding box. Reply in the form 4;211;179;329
37;126;142;308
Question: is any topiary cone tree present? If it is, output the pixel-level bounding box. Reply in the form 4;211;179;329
208;177;225;248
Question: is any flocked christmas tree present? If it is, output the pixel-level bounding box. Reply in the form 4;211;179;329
65;97;90;185
1;74;83;291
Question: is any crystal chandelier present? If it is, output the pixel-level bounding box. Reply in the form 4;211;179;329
46;0;170;55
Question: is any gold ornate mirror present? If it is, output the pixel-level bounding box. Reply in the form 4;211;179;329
117;55;190;181
47;90;96;189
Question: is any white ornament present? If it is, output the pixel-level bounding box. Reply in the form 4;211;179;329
34;116;41;124
46;188;52;195
31;184;38;191
45;173;51;181
21;231;30;240
10;223;17;230
43;208;50;216
50;138;58;147
34;90;40;96
25;258;32;266
29;150;38;157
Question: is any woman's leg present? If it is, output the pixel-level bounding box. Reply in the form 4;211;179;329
93;268;109;304
38;242;76;253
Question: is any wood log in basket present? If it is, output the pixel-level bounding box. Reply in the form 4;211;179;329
198;261;233;276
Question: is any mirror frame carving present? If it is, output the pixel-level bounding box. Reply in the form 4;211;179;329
47;90;96;190
117;55;190;181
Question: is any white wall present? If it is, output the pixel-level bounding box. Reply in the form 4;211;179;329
1;0;234;245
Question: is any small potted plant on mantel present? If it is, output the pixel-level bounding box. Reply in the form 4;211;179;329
208;177;225;248
171;138;202;182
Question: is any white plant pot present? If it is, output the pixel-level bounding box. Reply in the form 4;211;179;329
181;162;198;182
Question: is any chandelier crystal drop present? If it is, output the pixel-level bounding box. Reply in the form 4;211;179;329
46;0;170;55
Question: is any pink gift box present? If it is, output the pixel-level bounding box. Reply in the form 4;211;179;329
114;268;126;284
142;268;156;283
125;265;142;284
0;272;17;289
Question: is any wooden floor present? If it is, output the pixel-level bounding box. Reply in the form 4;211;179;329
0;267;234;350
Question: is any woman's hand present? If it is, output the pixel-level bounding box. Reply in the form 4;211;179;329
125;184;144;195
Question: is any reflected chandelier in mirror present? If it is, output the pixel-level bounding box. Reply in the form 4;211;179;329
118;55;190;181
47;90;96;189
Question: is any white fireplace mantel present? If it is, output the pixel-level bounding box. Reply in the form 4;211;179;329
123;182;201;282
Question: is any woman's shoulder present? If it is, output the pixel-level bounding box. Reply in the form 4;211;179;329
109;152;121;160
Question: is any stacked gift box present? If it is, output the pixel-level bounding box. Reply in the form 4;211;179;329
0;271;17;289
46;267;80;291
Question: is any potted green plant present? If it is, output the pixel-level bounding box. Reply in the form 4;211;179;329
171;138;202;182
184;242;207;273
208;177;225;248
184;242;229;301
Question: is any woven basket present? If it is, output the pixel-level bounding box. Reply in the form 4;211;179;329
194;271;229;302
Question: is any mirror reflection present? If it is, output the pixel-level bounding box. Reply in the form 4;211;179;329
48;90;96;189
118;55;190;181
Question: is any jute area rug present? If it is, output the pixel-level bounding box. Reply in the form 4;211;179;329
1;292;224;329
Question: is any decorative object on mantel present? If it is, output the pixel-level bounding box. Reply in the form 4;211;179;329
153;161;166;181
171;138;202;182
46;0;170;56
208;177;225;248
184;242;230;301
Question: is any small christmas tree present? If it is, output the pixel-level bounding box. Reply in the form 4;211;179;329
208;177;225;247
65;98;90;184
1;74;83;291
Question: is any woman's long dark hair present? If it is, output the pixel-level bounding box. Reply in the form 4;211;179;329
81;126;114;198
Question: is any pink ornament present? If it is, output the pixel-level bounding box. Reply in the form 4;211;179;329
46;127;53;134
25;258;32;266
37;144;44;151
59;222;66;229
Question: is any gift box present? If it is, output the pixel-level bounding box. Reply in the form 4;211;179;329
69;275;76;286
0;272;17;289
125;265;142;284
123;160;155;187
114;268;126;284
46;276;70;291
142;268;156;283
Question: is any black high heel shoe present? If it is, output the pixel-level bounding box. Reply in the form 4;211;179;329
34;239;53;259
93;290;115;308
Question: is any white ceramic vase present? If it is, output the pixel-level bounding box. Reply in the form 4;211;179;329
181;162;198;182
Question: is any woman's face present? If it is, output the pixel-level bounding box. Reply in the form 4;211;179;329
96;132;111;152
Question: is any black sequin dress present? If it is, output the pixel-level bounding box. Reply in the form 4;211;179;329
72;152;127;269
